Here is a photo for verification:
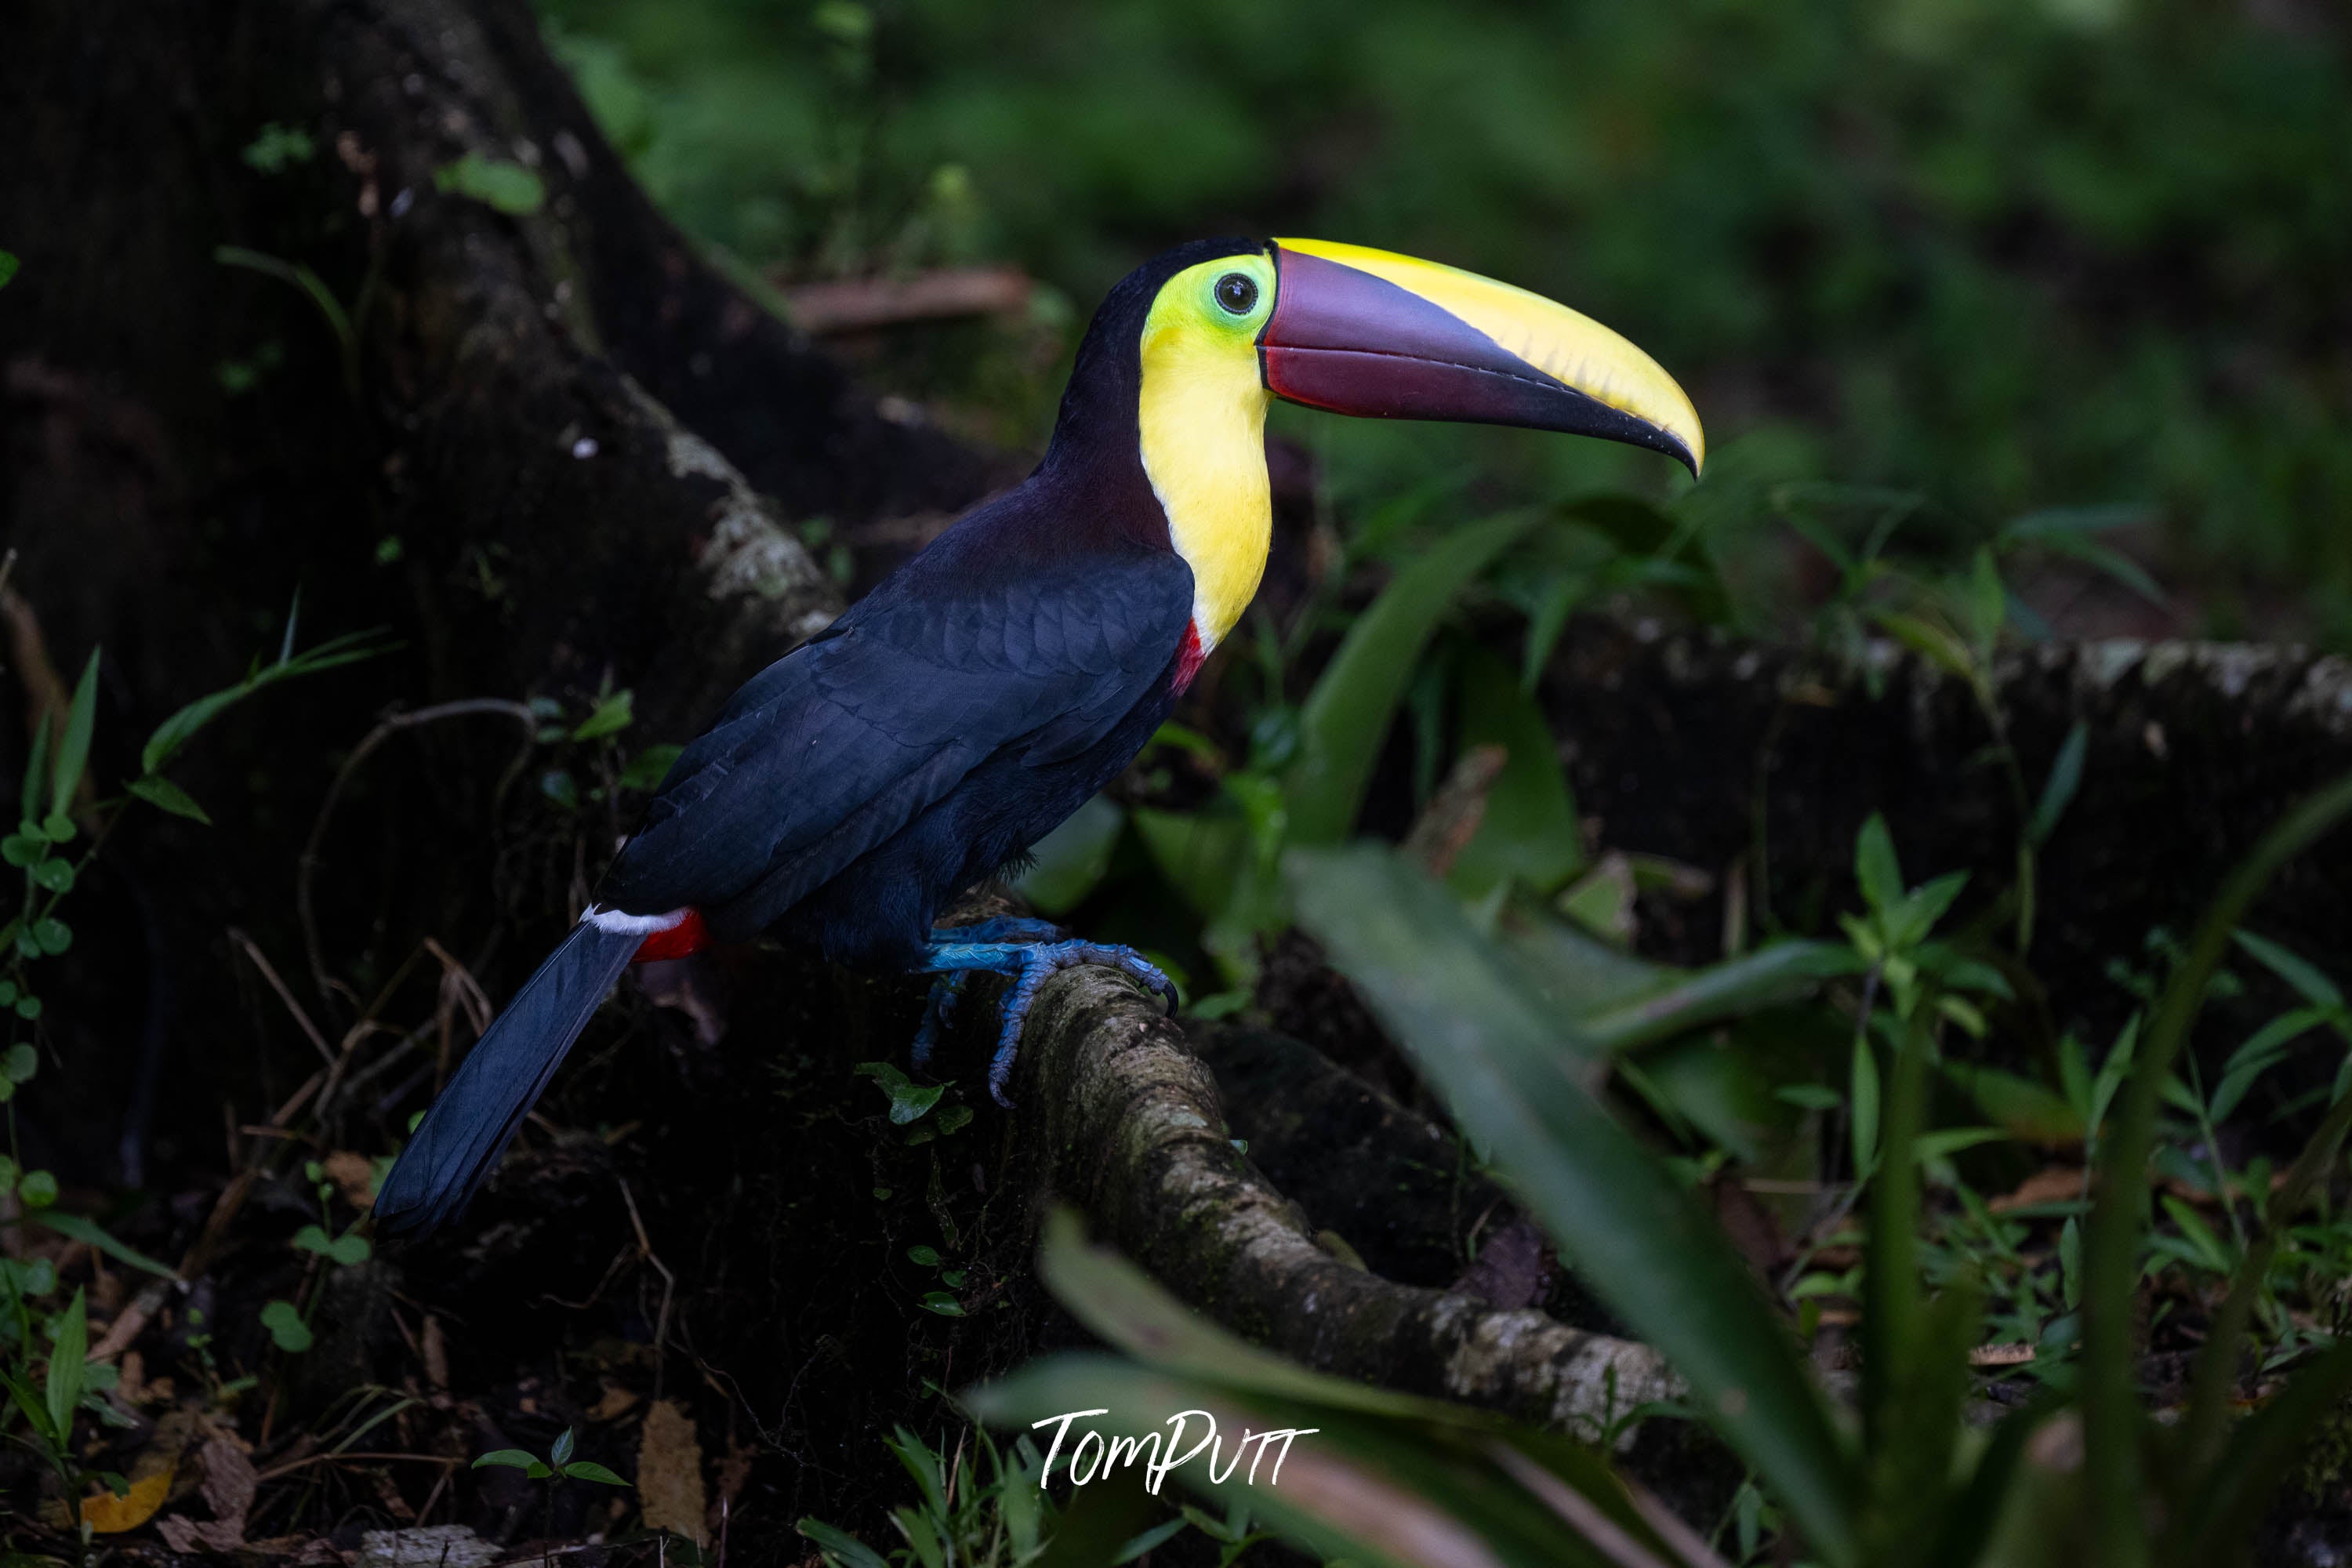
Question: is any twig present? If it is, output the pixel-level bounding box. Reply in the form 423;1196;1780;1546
255;1450;461;1483
296;699;538;1011
230;927;337;1065
618;1178;677;1404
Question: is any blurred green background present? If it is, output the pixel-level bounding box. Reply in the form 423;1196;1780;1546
539;0;2350;641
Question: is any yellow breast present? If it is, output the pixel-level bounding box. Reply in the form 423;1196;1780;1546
1135;271;1274;652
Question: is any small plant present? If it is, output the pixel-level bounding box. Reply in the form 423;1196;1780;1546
476;1426;628;1553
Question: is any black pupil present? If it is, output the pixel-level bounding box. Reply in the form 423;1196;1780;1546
1214;273;1258;314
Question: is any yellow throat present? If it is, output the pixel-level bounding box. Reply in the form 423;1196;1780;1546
1135;260;1274;652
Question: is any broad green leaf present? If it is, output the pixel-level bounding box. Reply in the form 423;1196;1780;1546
1854;814;1903;920
31;1213;178;1280
550;1427;576;1467
1015;793;1125;916
561;1461;627;1486
854;1062;945;1124
45;1287;88;1440
1965;548;2005;654
1288;846;1857;1565
1131;805;1248;921
1287;513;1534;846
974;1355;1675;1568
127;775;213;825
474;1449;543;1470
260;1298;313;1352
1445;646;1584;899
50;650;100;815
0;252;18;289
571;688;635;742
436;152;547;215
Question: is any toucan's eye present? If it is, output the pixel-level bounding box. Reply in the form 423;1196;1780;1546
1213;272;1259;316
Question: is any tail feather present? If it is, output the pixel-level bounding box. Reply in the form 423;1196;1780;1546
374;922;640;1236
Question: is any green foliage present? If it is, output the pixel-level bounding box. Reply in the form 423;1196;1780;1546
241;123;317;173
436;151;549;216
475;1426;629;1486
540;0;2352;622
798;1424;1074;1568
0;609;381;1512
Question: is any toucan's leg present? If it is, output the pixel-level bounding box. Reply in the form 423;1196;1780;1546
909;919;1066;1070
916;938;1178;1107
910;971;970;1072
936;916;1066;944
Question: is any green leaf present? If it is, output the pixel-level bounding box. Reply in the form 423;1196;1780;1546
0;834;42;867
21;706;50;826
1113;1518;1190;1563
1855;813;1904;920
570;688;636;742
474;1449;543;1471
0;251;19;290
14;993;41;1021
618;744;684;793
1871;609;1977;684
45;1288;88;1442
260;1298;313;1352
854;1061;945;1124
435;151;547;215
919;1290;965;1316
1578;939;1861;1054
126;776;213;825
1965;547;2005;653
51;649;101;814
1445;645;1584;898
1940;1062;2085;1144
328;1234;372;1266
907;1245;941;1267
2232;929;2343;1011
1287;845;1858;1564
29;858;73;893
2027;721;2089;847
561;1461;627;1486
31;917;70;955
1287;512;1535;846
2;1044;33;1084
141;628;387;775
550;1427;575;1467
797;1519;891;1568
292;1224;335;1256
1850;1032;1882;1178
1013;793;1125;916
31;1213;178;1280
18;1168;58;1207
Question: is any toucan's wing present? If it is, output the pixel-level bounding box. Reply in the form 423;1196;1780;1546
597;530;1192;927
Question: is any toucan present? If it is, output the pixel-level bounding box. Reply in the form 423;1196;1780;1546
372;237;1704;1235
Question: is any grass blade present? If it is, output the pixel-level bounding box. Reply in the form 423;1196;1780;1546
2081;771;2352;1568
1290;845;1857;1565
1287;514;1533;846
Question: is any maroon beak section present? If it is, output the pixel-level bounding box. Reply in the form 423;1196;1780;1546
1258;249;1697;474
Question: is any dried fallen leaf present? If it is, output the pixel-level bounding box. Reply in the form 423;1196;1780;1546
158;1433;257;1552
79;1465;174;1533
586;1379;640;1422
321;1150;378;1207
1989;1166;2089;1214
637;1399;707;1545
1971;1343;2037;1368
355;1525;500;1568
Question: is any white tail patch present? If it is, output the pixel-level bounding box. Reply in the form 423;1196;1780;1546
583;904;691;935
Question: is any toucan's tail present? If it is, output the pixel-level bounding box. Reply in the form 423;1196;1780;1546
374;921;640;1236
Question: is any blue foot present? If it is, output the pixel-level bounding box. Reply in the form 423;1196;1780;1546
935;915;1067;944
910;971;969;1072
916;938;1178;1107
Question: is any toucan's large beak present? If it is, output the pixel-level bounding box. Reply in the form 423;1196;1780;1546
1260;239;1704;477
